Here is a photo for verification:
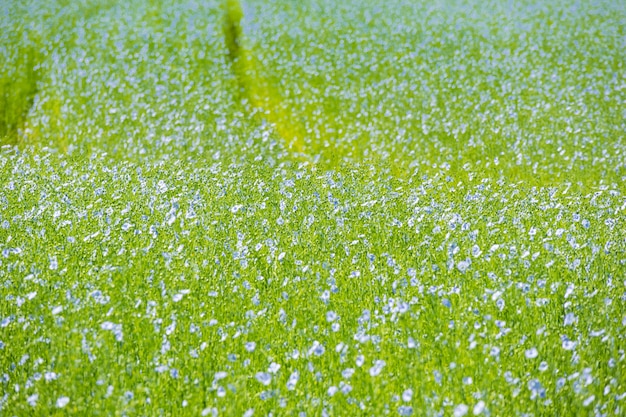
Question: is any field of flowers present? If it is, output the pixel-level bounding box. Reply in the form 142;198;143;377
1;0;625;415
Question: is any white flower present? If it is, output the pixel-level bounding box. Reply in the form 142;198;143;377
27;394;39;407
56;396;70;408
398;406;413;416
340;382;352;395
562;340;577;350
454;404;469;417
525;347;539;359
101;321;115;330
308;341;325;356
49;256;58;270
457;260;470;273
583;395;595;407
286;370;299;390
356;355;365;367
326;311;338;322
402;388;413;402
44;372;58;382
473;401;486;415
268;362;281;374
156;180;168;194
564;313;578;326
369;360;385;377
255;372;271;386
201;407;217;417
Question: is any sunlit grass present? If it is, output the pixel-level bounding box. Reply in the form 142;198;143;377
224;0;308;156
1;0;625;415
0;31;41;146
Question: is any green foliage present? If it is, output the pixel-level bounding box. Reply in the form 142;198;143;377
0;32;41;144
223;0;244;62
0;0;625;416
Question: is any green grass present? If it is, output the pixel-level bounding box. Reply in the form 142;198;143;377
1;0;625;416
0;19;41;145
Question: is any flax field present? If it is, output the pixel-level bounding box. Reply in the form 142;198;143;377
1;0;625;416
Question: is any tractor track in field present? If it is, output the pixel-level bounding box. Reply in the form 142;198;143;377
0;44;40;145
223;0;308;159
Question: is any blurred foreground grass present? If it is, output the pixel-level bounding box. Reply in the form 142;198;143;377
1;1;625;416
